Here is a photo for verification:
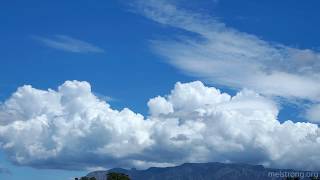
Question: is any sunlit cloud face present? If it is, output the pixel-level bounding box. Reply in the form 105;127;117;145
133;0;320;122
1;80;320;171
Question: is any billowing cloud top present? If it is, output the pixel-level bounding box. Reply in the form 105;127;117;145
0;80;320;171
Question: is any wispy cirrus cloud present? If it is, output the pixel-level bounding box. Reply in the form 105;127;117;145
33;35;105;53
133;0;320;121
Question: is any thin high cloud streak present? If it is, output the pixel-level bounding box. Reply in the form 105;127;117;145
134;0;320;121
0;165;10;175
34;35;105;53
306;104;320;123
1;80;320;171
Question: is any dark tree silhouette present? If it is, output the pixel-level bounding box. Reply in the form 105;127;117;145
76;176;96;180
107;172;131;180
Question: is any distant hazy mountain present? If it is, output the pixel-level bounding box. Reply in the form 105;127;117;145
86;162;319;180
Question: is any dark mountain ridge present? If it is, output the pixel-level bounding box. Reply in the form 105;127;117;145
86;162;319;180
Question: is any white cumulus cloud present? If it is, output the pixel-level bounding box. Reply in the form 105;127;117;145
1;80;320;171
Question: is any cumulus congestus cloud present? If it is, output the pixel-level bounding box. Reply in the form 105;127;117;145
0;80;320;171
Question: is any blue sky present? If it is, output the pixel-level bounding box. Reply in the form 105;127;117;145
1;0;320;179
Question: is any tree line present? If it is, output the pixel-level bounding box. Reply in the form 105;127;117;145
76;172;131;180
